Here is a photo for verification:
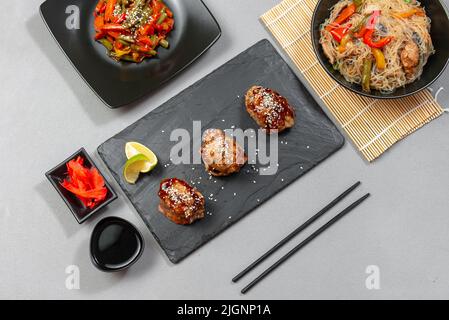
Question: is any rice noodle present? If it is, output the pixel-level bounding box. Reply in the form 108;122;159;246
320;0;434;93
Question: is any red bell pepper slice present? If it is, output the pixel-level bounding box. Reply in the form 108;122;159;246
94;15;105;32
363;29;393;48
151;0;164;13
330;24;351;43
101;23;126;32
137;36;153;47
104;0;116;23
95;1;105;16
325;3;356;31
353;26;367;38
95;32;106;40
139;23;155;36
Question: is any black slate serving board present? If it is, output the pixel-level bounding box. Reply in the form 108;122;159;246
98;40;345;263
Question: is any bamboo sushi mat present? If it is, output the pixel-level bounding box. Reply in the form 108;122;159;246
261;0;444;161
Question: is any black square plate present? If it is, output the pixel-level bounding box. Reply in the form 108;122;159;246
45;148;118;224
40;0;221;108
97;40;345;263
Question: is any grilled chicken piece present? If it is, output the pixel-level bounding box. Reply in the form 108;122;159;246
201;128;247;177
158;178;205;225
245;86;296;134
321;33;336;65
401;41;420;79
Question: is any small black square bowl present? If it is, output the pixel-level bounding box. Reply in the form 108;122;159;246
45;148;118;224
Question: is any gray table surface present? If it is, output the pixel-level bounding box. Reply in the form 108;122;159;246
1;0;449;300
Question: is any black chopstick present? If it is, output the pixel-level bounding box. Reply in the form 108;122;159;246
232;181;361;283
240;193;370;294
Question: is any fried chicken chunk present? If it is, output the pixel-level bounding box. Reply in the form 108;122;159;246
158;178;205;225
245;86;296;134
401;41;420;79
201;128;247;177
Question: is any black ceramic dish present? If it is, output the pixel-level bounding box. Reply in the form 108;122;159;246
40;0;221;108
45;148;118;224
311;0;449;99
90;217;144;272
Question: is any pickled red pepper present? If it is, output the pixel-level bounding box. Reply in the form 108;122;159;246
61;157;107;209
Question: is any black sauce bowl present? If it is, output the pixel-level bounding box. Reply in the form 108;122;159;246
90;217;144;272
311;0;449;99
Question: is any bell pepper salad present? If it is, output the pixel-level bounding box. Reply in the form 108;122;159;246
61;156;108;209
94;0;174;63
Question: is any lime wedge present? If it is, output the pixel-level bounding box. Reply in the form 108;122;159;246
123;154;151;184
125;142;158;173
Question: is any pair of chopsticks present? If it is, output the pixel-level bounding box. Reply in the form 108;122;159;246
233;181;370;294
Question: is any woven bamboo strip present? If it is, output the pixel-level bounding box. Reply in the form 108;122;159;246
261;0;443;161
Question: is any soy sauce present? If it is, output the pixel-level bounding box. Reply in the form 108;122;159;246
90;217;144;272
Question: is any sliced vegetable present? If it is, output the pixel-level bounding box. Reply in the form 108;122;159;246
118;35;135;43
139;23;155;36
366;10;380;29
354;10;379;38
101;23;126;32
353;0;364;8
94;15;105;32
325;3;357;31
372;48;386;69
338;34;351;53
362;59;373;92
354;26;367;38
137;35;153;46
104;0;117;23
114;12;127;24
113;46;132;58
95;0;106;16
157;8;168;25
99;38;113;50
353;15;368;33
160;39;169;48
330;24;352;42
393;8;426;19
121;54;141;62
60;156;107;209
363;29;393;48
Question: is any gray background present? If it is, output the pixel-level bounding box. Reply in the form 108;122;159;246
1;0;448;299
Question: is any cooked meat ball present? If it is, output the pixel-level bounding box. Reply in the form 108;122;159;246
201;128;247;177
158;178;205;225
245;86;295;134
